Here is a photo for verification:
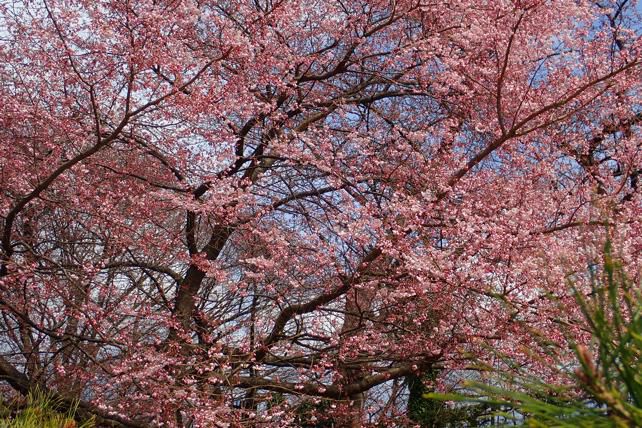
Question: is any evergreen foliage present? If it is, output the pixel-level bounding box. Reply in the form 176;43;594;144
427;241;642;427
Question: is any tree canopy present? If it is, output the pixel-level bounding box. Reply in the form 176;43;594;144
0;0;640;426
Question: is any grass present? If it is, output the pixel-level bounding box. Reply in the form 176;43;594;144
0;390;93;428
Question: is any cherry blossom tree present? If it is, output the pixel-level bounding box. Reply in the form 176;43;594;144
0;0;640;426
